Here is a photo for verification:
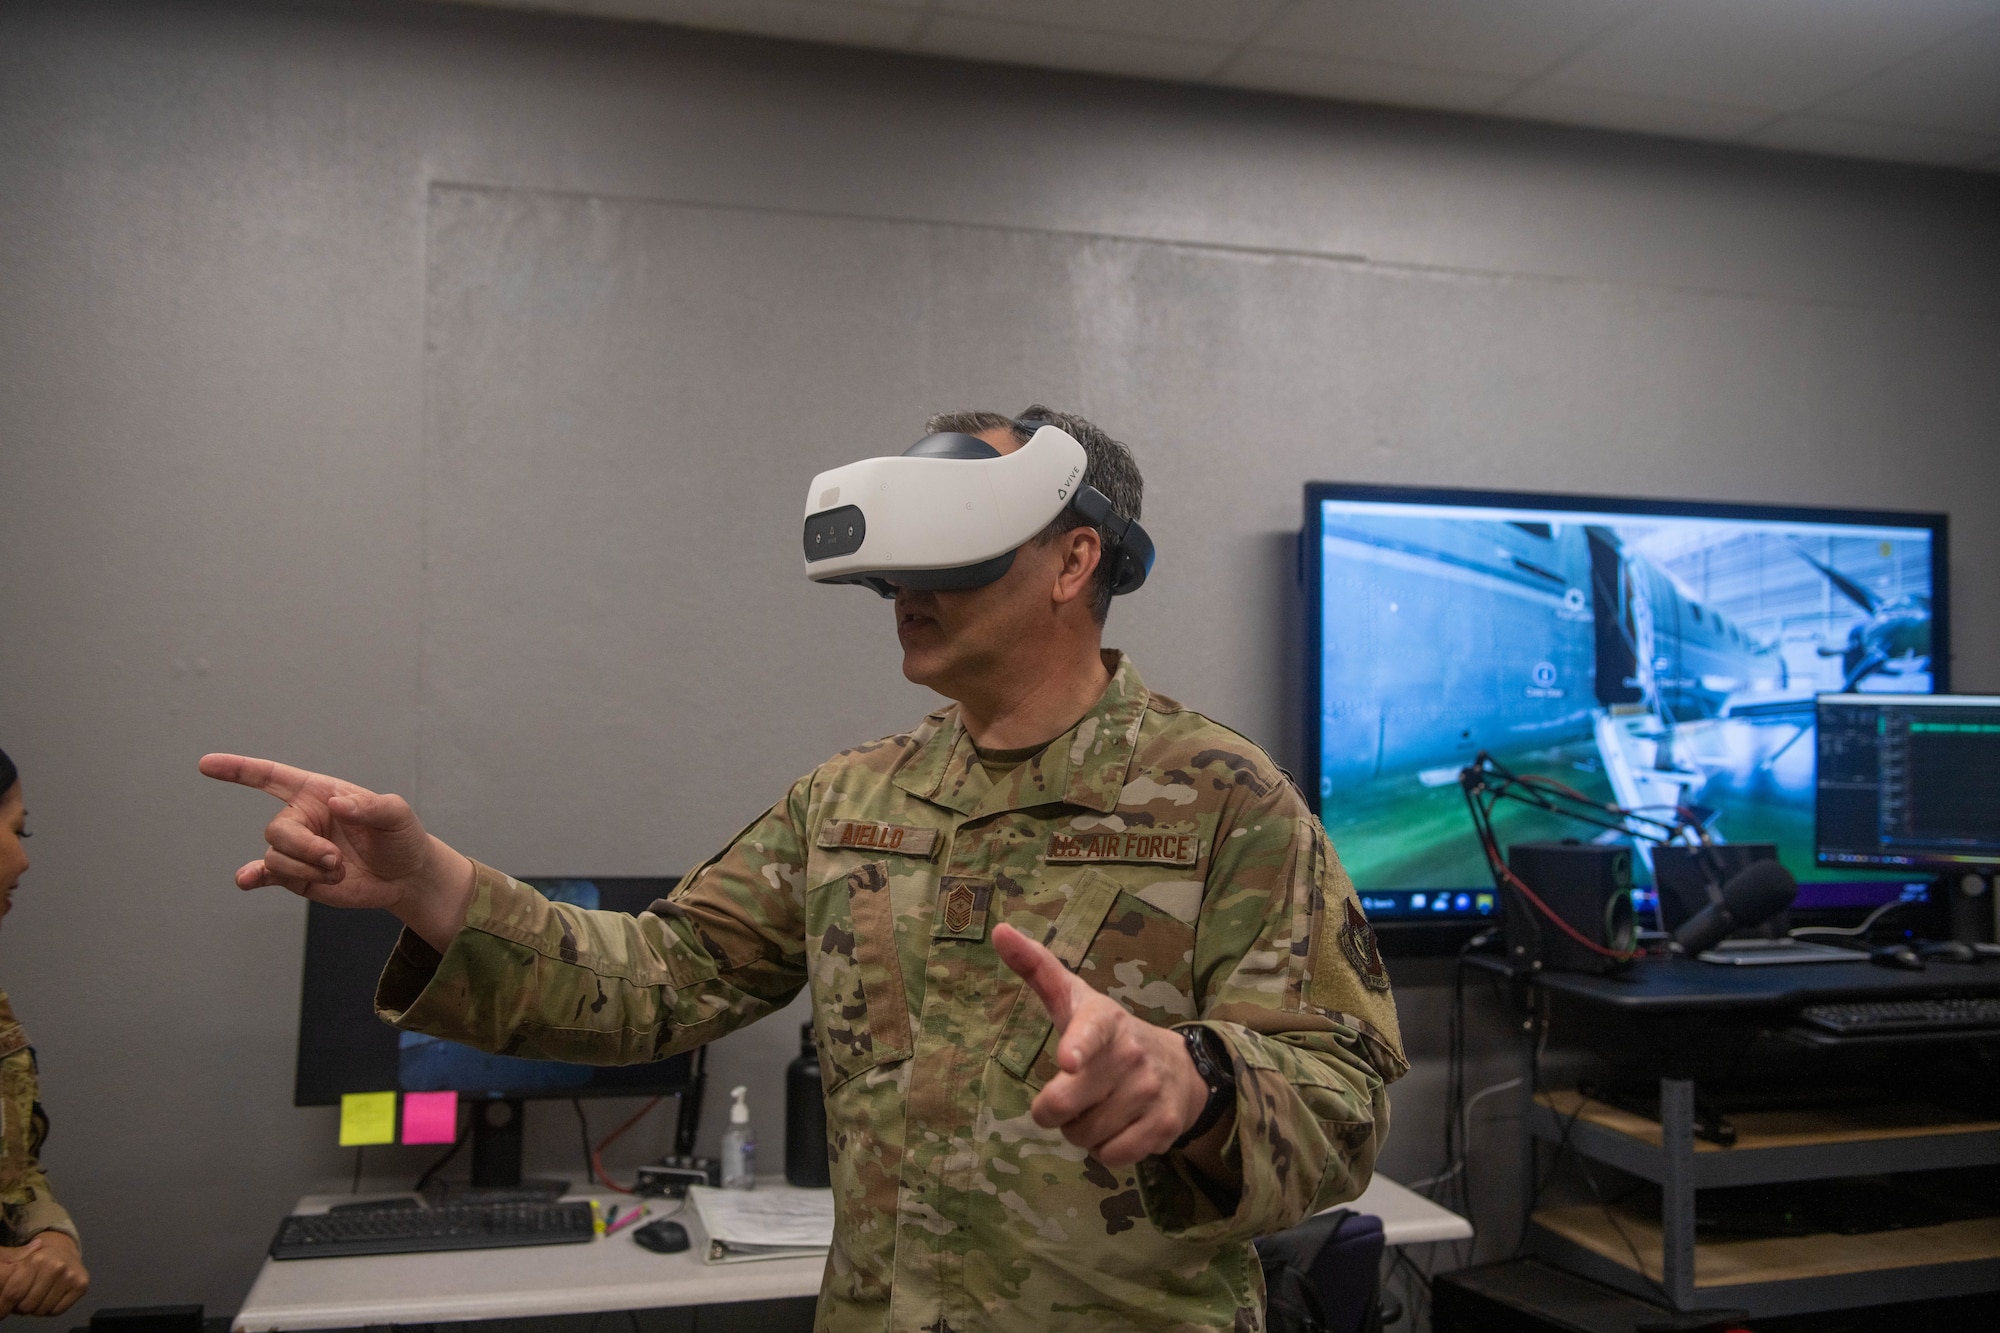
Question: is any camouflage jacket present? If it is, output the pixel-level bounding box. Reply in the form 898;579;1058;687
0;986;78;1249
379;654;1405;1332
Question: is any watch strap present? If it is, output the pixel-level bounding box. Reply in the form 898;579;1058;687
1172;1025;1235;1150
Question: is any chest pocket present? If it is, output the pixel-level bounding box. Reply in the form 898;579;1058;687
806;861;915;1090
992;868;1200;1089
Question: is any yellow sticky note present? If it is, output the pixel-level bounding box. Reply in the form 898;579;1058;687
339;1091;397;1147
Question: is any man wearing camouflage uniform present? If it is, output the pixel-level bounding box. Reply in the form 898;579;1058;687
203;408;1405;1332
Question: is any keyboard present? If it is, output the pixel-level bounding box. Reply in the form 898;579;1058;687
269;1199;596;1259
1797;997;2000;1036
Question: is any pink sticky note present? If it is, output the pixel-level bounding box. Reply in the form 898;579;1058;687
401;1090;458;1145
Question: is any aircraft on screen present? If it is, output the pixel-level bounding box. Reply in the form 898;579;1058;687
1318;514;1932;839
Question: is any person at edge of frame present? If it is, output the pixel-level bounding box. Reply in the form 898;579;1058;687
1;746;91;1319
199;406;1406;1332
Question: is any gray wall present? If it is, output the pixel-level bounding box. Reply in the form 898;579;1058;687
2;0;1996;1316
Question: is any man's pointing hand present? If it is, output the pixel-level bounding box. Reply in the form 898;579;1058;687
198;753;476;951
991;922;1215;1169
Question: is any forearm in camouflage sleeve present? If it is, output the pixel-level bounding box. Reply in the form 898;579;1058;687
377;791;813;1063
1138;799;1406;1242
3;1175;80;1251
0;1048;79;1249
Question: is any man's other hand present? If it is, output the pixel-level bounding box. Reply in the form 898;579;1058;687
992;922;1211;1168
0;1232;89;1319
199;754;476;951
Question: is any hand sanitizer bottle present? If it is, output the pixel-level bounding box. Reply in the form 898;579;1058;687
721;1084;755;1189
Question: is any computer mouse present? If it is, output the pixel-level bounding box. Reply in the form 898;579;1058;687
1870;943;1926;971
1920;940;1980;964
633;1219;690;1254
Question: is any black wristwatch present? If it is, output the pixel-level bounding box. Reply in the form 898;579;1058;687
1172;1025;1236;1150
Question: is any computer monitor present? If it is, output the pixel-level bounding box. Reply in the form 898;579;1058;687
1817;695;2000;870
1302;483;1948;942
297;877;694;1183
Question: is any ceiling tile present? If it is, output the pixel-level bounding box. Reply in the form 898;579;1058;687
1220;48;1520;112
1544;0;2000;113
1811;17;2000;136
1499;81;1771;141
933;1;1288;46
431;0;2000;173
1750;113;2000;168
1254;0;1651;79
916;14;1231;83
453;0;926;46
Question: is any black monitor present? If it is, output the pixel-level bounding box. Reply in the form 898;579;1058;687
297;877;693;1186
1817;695;2000;870
1302;483;1948;947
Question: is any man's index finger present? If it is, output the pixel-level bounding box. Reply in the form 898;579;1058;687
198;753;321;803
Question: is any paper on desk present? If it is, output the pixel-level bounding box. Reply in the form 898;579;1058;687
688;1186;834;1263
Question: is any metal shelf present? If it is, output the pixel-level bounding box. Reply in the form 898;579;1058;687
1527;1212;2000;1318
1523;1074;2000;1311
1530;1092;2000;1188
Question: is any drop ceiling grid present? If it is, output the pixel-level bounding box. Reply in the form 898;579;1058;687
437;0;2000;170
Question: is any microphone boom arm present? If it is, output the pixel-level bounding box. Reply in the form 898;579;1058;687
1458;752;1708;961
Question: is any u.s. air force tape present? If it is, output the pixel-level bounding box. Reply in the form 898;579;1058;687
1045;828;1200;867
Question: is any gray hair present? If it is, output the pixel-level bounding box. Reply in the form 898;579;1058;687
922;405;1144;623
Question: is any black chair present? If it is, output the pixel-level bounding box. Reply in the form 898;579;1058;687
1257;1208;1401;1333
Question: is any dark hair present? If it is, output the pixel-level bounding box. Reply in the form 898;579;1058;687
0;747;15;797
922;405;1144;623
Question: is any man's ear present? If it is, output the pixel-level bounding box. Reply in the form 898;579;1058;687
1050;526;1103;607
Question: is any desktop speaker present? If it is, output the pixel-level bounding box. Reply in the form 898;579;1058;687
1503;841;1635;976
1653;843;1783;939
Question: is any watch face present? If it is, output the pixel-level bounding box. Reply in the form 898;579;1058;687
1187;1027;1230;1089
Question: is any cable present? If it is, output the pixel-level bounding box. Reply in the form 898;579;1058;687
1398;1161;1461;1193
413;1104;471;1194
351;1147;364;1195
1397;1074;1519;1196
1486;844;1640;961
1577;1154;1673;1305
1463;1076;1525;1126
572;1098;598;1188
593;1096;665;1194
1460;760;1641;963
1790;897;1909;939
574;1096;666;1195
1386;1247;1431;1330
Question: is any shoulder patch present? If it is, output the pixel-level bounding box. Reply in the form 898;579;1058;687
1338;898;1391;993
816;820;939;859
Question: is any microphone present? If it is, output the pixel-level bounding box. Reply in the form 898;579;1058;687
1672;860;1797;956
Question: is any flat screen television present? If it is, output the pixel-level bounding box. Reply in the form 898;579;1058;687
1301;483;1948;940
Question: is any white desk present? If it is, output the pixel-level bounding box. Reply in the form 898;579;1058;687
233;1187;827;1331
233;1177;1468;1331
1351;1175;1474;1247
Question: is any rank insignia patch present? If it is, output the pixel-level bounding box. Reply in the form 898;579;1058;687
1338;898;1390;992
932;877;992;941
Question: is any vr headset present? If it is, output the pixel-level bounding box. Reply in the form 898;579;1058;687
802;422;1154;598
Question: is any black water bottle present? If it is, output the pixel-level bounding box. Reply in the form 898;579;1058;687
786;1022;830;1187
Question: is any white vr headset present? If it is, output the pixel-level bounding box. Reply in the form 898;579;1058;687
802;422;1154;598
